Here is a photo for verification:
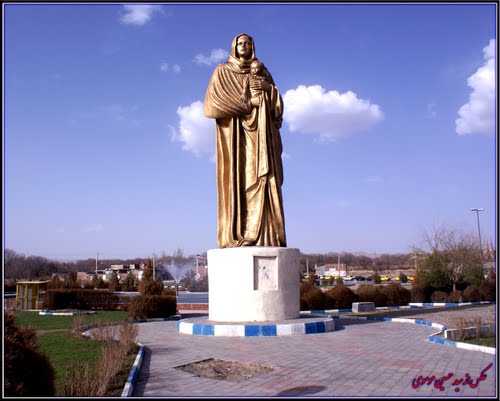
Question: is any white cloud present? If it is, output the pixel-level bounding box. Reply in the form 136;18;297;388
81;224;103;233
170;101;214;157
194;48;229;66
120;5;162;26
283;85;384;142
160;61;169;72
455;39;496;136
160;62;181;73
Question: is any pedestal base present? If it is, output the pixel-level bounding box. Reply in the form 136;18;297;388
208;247;300;322
178;315;335;336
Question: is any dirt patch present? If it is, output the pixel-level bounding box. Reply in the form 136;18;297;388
176;358;273;382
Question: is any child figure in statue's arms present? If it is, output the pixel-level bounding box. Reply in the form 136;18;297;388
241;59;271;107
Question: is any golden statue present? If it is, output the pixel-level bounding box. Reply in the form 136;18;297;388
204;33;287;248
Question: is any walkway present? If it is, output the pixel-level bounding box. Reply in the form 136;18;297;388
132;314;496;397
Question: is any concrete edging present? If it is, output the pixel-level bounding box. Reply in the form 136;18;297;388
121;342;145;397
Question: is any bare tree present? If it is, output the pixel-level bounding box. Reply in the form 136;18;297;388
412;223;483;292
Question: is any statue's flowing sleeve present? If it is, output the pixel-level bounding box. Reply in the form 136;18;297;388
204;64;252;119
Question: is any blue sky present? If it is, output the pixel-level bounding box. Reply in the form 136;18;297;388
3;2;497;261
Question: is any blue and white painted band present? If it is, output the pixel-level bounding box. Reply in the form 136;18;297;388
177;318;335;337
428;335;496;354
301;304;419;314
121;342;145;397
409;301;493;307
39;311;96;316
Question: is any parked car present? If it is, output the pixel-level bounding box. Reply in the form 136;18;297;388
366;276;373;281
354;276;366;281
380;275;391;281
343;275;353;281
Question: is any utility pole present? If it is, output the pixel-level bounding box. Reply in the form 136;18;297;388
96;253;98;276
471;208;484;259
152;253;155;280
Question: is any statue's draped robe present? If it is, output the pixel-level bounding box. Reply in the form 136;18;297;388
204;53;287;248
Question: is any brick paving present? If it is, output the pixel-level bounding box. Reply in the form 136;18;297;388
132;312;496;398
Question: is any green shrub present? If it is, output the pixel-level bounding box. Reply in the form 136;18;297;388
128;295;177;319
138;266;163;295
356;284;387;307
430;290;448;303
479;280;495;301
299;283;326;310
372;271;381;284
381;283;411;306
4;312;56;397
324;284;359;309
463;285;481;302
398;272;408;283
446;290;463;303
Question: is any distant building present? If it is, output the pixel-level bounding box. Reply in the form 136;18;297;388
315;263;347;277
106;264;143;283
15;280;49;310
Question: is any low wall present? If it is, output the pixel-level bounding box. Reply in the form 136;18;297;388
444;323;496;341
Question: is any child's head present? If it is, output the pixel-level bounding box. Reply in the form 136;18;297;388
250;60;264;76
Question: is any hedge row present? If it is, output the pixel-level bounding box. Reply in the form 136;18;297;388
44;289;119;310
300;281;495;311
43;289;178;319
411;280;495;303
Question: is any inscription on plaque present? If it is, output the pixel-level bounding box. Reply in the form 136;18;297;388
254;256;277;290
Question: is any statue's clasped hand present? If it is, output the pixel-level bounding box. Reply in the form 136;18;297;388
250;79;271;92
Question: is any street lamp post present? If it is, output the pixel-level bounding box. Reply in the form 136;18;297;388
470;208;484;258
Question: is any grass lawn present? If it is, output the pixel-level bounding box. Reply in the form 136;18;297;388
461;336;496;347
13;310;132;396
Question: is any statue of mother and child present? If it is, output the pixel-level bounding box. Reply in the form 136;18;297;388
204;33;287;250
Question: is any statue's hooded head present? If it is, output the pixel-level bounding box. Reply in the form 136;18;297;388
229;34;255;71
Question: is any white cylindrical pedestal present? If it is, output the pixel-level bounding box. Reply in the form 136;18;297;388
208;247;300;322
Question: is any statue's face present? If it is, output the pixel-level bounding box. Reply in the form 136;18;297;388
236;35;252;60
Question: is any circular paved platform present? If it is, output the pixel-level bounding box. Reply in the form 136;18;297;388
177;315;335;336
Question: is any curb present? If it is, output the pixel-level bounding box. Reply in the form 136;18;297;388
301;304;420;314
121;342;145;397
429;336;496;354
39;310;96;316
409;301;494;307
